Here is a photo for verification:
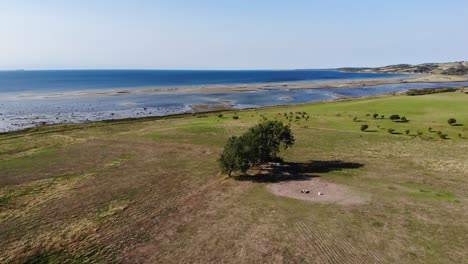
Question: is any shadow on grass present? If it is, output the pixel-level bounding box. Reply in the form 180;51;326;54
235;160;364;183
364;130;378;132
451;124;464;127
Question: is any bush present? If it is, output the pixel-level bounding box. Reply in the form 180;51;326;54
417;131;423;136
428;127;432;132
381;115;385;119
439;134;448;140
360;124;369;131
353;117;358;122
387;128;395;134
218;120;295;176
406;87;458;96
233;115;239;120
448;118;457;126
218;114;223;118
400;116;408;122
405;129;410;135
373;113;379;119
389;114;400;121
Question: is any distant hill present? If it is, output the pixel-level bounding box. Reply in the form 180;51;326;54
339;61;468;76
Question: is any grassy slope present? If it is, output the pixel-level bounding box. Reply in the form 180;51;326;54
0;92;467;263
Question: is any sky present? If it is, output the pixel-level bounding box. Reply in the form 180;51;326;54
0;0;467;70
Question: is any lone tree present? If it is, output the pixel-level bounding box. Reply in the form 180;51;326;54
448;118;457;126
218;120;295;176
360;124;369;131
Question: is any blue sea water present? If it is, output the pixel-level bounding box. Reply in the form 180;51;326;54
0;70;402;94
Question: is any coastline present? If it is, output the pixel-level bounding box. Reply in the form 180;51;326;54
12;73;468;100
0;91;420;138
1;73;467;134
2;86;467;137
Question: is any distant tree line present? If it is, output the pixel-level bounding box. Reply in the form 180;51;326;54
442;65;468;75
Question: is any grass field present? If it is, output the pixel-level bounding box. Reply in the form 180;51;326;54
0;92;467;263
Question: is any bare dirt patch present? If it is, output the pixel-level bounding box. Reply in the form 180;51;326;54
268;178;366;205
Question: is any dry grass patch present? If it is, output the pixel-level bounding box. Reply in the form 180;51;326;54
269;178;367;205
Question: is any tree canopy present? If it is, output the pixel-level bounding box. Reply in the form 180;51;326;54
218;120;295;176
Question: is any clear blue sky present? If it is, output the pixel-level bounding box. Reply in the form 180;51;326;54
1;0;467;70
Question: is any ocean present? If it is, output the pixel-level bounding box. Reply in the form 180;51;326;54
0;70;401;94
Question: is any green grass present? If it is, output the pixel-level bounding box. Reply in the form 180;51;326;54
0;148;58;168
0;92;466;263
178;124;225;134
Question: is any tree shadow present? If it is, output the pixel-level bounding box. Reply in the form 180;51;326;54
451;124;464;126
235;160;364;183
365;130;378;132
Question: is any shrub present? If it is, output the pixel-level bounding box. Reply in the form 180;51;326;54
439;134;448;140
373;113;379;119
218;114;223;118
353;117;358;122
405;129;410;135
389;114;400;121
428;127;432;132
406;87;457;96
417;131;423;136
458;133;463;138
233;115;239;120
400;116;408;122
388;128;395;134
218;120;295;176
360;124;369;131
381;115;385;119
448;118;457;126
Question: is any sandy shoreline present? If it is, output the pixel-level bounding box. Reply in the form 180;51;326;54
13;74;468;100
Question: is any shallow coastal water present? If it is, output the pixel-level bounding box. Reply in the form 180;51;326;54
1;77;468;133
